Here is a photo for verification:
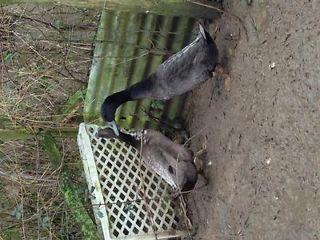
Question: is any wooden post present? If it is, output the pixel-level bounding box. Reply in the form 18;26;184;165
1;0;218;18
0;127;78;141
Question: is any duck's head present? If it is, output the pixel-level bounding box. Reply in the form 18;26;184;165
101;90;132;136
101;96;120;136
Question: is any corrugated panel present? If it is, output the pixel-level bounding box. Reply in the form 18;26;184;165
84;9;196;130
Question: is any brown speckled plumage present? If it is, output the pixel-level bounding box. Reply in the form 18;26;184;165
97;128;198;193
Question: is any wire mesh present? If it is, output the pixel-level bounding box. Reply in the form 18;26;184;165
78;123;190;240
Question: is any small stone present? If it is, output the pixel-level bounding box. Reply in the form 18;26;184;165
269;62;276;69
266;157;271;165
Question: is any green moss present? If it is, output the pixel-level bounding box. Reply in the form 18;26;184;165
61;171;100;240
1;0;216;18
0;228;21;240
40;133;99;240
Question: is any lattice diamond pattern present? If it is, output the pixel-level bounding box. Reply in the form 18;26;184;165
85;125;183;238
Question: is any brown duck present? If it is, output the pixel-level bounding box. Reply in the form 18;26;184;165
97;128;198;195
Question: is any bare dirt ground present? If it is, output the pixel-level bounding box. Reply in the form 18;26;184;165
184;1;320;239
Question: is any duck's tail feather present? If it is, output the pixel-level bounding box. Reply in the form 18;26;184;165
198;23;214;44
199;23;206;39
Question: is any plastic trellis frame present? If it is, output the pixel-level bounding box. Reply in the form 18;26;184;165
77;123;191;240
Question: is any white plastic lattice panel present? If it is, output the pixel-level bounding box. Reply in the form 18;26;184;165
77;123;190;240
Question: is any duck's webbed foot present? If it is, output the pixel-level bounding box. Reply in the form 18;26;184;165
193;136;207;173
210;64;231;103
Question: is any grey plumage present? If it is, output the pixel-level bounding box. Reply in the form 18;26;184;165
101;24;219;131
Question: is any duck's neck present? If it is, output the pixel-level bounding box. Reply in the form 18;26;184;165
101;89;132;122
127;76;154;100
117;131;140;149
101;77;154;122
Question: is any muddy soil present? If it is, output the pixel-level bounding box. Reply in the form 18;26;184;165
184;1;320;239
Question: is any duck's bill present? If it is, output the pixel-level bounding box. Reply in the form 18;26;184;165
107;120;119;136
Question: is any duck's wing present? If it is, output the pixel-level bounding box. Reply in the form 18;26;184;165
145;130;192;162
157;36;202;76
157;24;217;75
148;32;218;99
124;24;218;101
198;23;214;44
141;143;178;188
